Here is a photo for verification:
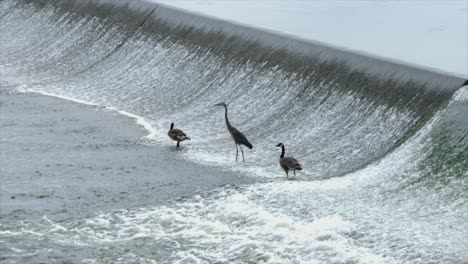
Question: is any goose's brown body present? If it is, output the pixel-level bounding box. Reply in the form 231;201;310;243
276;143;302;178
168;123;190;147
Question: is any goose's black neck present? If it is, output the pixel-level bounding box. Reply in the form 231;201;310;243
280;145;285;158
170;123;174;130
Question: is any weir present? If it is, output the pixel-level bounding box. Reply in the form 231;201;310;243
17;0;465;97
0;0;466;179
1;1;468;262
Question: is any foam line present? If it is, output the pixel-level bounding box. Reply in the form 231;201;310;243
107;107;158;139
23;89;99;107
20;88;158;139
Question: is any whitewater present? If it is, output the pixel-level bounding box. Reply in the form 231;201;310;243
1;0;467;263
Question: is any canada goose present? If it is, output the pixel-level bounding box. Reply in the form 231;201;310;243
168;122;190;148
276;143;302;178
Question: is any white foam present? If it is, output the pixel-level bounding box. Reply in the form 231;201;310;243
7;191;387;263
107;107;158;139
18;87;98;107
452;86;468;102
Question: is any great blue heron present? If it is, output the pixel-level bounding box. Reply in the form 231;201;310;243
168;122;190;148
214;102;253;162
276;143;302;178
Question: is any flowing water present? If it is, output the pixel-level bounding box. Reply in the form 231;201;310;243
1;0;467;263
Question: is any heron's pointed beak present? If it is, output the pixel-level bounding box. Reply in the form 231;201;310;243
213;103;223;107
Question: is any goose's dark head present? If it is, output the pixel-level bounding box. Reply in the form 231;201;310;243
276;143;284;148
213;102;227;107
170;122;174;130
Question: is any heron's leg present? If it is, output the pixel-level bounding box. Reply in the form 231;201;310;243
239;145;245;162
177;141;180;148
235;144;239;161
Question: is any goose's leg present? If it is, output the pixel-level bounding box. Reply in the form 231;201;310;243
286;170;289;179
177;141;180;148
294;170;296;177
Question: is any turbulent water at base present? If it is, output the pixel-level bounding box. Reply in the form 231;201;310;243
1;0;467;263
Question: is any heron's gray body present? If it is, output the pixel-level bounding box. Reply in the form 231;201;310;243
168;123;190;147
229;127;252;148
214;102;252;162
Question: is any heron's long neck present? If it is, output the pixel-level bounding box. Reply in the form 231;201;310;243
223;105;231;128
280;145;285;158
